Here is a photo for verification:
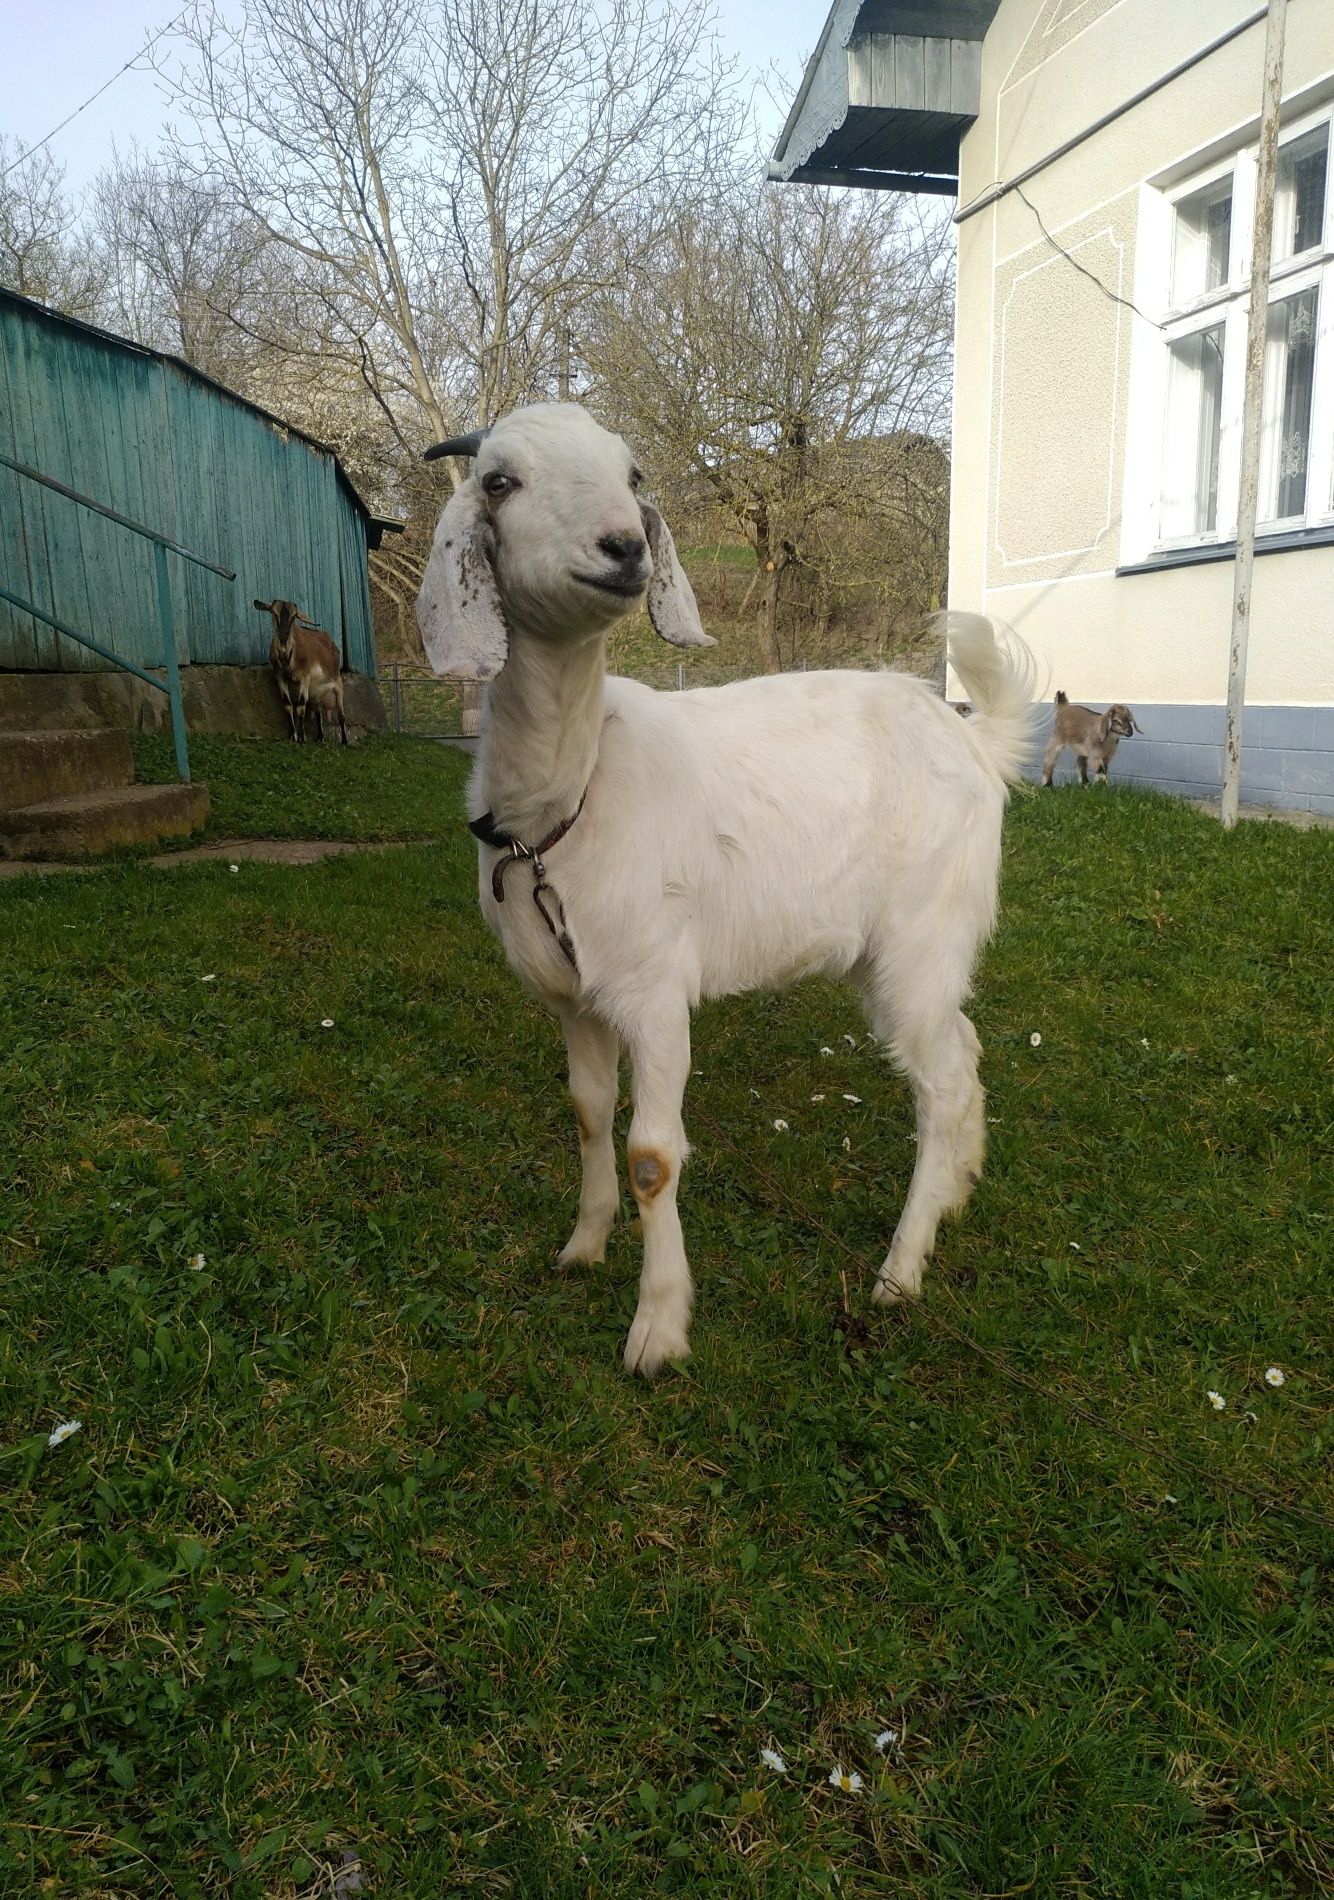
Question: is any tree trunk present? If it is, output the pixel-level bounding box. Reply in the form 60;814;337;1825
758;563;783;673
753;515;784;673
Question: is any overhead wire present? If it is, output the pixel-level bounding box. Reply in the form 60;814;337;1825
1;7;190;180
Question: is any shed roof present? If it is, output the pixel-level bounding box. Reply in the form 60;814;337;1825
0;285;402;547
769;0;1000;194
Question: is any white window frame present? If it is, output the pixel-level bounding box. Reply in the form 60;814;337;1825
1121;101;1334;567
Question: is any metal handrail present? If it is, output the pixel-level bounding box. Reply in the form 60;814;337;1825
0;451;237;781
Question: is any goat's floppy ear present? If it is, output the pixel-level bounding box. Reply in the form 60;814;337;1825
639;502;714;649
253;598;274;614
415;479;509;679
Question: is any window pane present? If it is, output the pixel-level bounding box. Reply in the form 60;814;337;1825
1260;286;1317;522
1161;323;1225;539
1172;179;1232;304
1275;126;1328;261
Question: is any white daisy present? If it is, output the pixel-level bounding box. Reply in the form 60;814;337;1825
827;1766;863;1793
1029;1032;1041;1047
1140;1038;1150;1048
200;973;216;983
1162;1494;1178;1505
189;1253;206;1271
772;1119;789;1133
229;864;239;874
842;1136;852;1153
760;1747;787;1773
843;1034;857;1048
874;1727;900;1754
1208;1390;1226;1411
842;1093;861;1104
1265;1366;1284;1387
321;1018;335;1029
819;1046;834;1057
810;1093;825;1103
47;1420;82;1448
1069;1241;1082;1252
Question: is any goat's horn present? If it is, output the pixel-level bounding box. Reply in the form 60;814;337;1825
424;429;489;462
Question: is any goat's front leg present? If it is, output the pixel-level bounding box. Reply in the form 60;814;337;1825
624;1004;694;1378
556;1006;621;1268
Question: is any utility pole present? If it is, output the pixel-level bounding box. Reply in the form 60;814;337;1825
1221;0;1287;830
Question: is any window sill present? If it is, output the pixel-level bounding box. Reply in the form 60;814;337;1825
1117;522;1334;576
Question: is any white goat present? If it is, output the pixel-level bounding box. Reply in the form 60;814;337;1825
416;404;1034;1378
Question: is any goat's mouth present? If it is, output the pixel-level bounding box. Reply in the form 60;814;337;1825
573;570;648;599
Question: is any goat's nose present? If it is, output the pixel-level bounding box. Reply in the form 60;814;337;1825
598;531;647;564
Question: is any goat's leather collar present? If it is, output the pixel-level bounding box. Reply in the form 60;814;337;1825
467;793;587;971
467;795;585;858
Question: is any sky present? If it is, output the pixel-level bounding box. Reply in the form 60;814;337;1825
0;0;825;200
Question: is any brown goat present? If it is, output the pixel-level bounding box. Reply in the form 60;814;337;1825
1042;691;1137;785
254;599;348;744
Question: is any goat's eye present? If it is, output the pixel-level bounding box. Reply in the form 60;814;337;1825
629;466;643;491
482;471;518;499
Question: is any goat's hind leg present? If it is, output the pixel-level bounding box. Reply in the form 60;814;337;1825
557;1007;621;1267
861;958;987;1306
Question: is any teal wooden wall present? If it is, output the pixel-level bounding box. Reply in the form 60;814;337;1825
0;290;378;676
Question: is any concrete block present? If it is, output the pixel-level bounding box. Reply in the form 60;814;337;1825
0;665;386;740
1152;704;1225;744
1239;750;1284;794
1283;751;1334;796
0;729;132;812
0;782;211;859
1258;706;1317;751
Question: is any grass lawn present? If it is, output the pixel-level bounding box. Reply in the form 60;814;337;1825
131;731;459;844
1;738;1331;1898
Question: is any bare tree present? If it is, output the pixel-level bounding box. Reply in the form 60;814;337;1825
418;0;736;424
92;152;273;378
0;141;99;316
589;184;954;671
159;0;735;459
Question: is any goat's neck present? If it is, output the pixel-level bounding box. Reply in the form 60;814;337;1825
479;630;606;841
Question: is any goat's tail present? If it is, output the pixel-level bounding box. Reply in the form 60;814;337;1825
940;612;1039;786
1055;689;1068;705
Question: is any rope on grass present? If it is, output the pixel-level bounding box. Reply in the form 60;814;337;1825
696;1115;1334;1536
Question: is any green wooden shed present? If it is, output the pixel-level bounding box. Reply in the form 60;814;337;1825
0;286;394;680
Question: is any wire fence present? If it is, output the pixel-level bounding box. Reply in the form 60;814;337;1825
385;659;810;738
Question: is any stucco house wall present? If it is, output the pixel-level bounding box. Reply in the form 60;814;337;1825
950;0;1334;810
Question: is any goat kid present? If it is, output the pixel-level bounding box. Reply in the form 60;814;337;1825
1042;691;1137;785
416;404;1035;1377
254;598;348;744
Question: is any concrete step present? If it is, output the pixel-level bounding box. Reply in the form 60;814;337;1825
0;729;133;812
0;782;211;859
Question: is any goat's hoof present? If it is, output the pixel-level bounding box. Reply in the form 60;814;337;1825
872;1270;921;1307
623;1311;691;1379
556;1234;606;1269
